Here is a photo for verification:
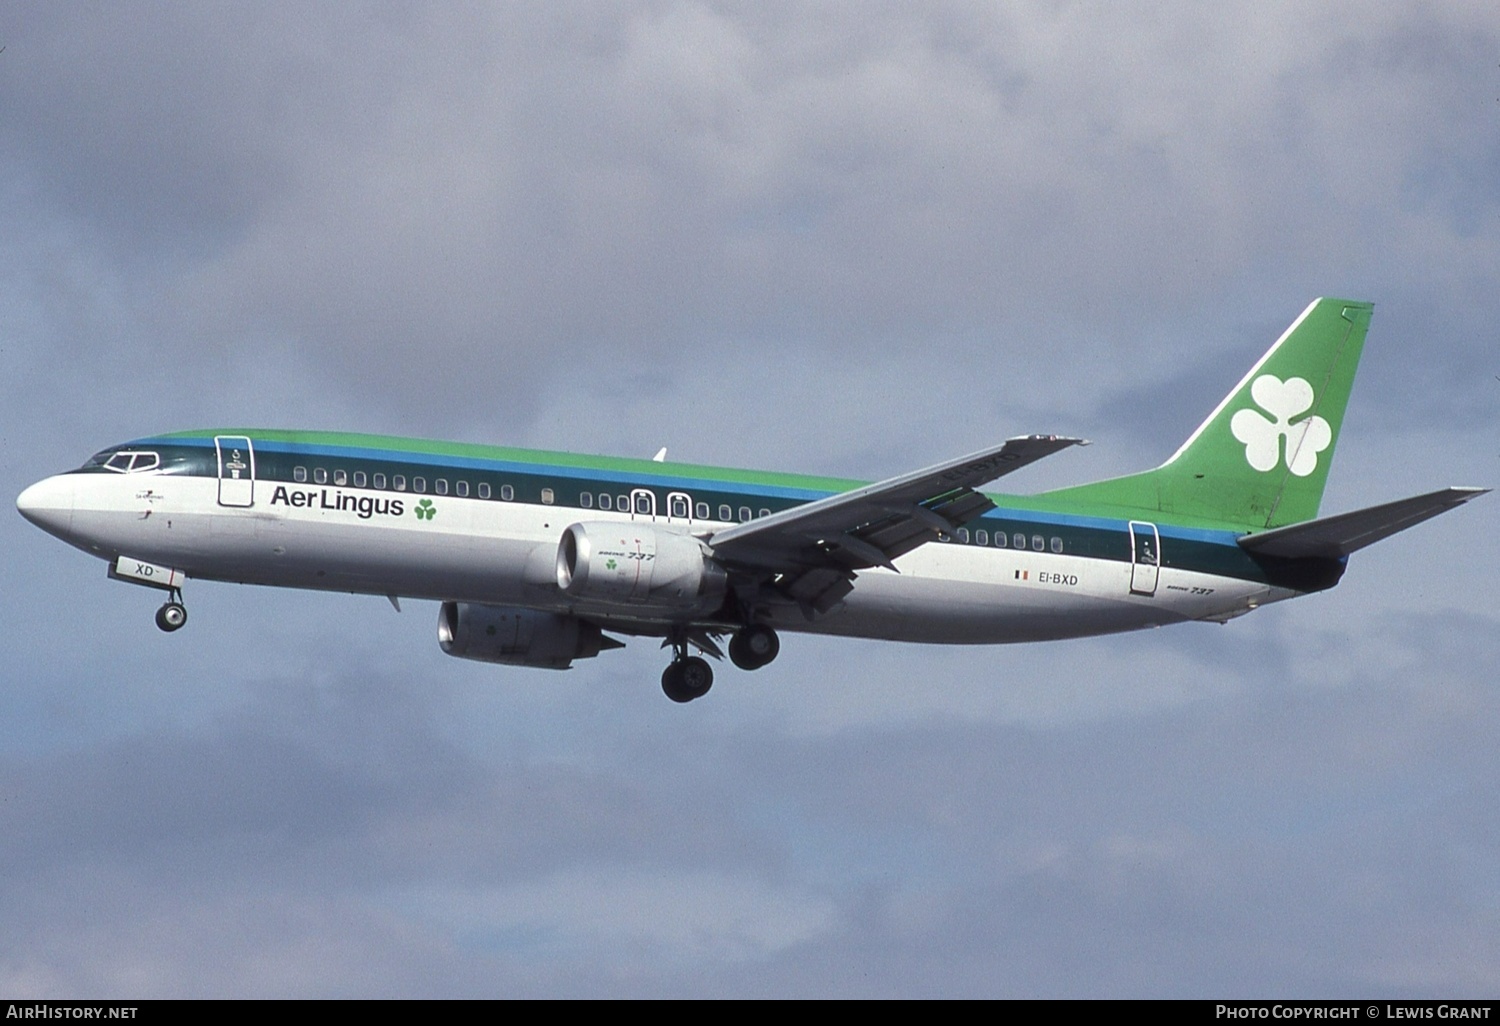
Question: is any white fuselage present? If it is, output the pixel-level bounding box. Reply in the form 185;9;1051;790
19;468;1294;645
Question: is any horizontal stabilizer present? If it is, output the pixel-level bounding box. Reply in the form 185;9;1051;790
1238;487;1488;559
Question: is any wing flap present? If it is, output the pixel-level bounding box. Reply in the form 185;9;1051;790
1238;487;1488;559
850;489;997;564
782;567;857;617
711;435;1084;572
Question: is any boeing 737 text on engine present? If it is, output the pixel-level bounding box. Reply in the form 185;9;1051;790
17;300;1486;702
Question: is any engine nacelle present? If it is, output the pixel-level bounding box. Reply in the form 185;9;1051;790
438;602;614;669
556;522;728;614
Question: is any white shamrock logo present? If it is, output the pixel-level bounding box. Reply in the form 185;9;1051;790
1229;374;1332;477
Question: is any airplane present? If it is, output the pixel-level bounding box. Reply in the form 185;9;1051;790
16;298;1487;702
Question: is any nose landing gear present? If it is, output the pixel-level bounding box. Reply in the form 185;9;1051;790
154;590;187;632
107;557;189;633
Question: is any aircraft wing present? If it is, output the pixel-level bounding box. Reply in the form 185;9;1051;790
1238;487;1489;559
709;435;1085;613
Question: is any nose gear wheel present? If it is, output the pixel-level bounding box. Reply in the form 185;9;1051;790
155;589;187;632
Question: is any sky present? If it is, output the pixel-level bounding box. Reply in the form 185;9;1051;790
2;1;1498;998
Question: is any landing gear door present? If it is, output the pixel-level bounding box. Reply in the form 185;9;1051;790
215;436;255;507
1128;520;1160;596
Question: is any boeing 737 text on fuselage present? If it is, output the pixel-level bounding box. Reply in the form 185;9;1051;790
17;300;1486;702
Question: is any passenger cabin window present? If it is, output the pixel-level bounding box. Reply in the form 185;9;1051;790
696;502;710;519
314;468;328;485
393;475;407;491
1031;535;1044;552
759;508;771;519
334;469;347;486
373;473;387;489
719;505;732;522
1051;537;1064;553
455;480;468;497
580;492;592;508
541;488;555;505
975;529;988;546
353;471;366;488
435;479;449;496
957;527;970;543
669;495;689;518
478;482;491;499
1013;533;1025;549
293;466;307;483
634;493;651;515
413;477;426;493
598;494;611;511
994;531;1007;547
616;494;628;511
501;484;515;501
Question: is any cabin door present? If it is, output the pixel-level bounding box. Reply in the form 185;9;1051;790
1128;520;1160;596
629;488;657;522
665;491;693;524
215;436;256;507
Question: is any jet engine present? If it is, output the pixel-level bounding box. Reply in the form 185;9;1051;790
438;602;619;669
556;522;727;614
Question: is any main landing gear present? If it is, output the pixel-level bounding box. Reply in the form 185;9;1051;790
661;654;714;704
661;624;781;703
728;623;780;671
154;590;187;633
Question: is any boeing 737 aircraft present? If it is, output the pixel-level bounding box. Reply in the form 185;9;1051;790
17;299;1486;701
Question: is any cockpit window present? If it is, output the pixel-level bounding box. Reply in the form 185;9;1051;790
98;451;161;473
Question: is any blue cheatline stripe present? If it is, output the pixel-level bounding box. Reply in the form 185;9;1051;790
983;506;1241;545
136;433;1246;549
138;434;840;501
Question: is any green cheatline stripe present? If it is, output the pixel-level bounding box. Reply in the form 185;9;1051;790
151;429;1265;531
155;428;866;496
145;432;1314;585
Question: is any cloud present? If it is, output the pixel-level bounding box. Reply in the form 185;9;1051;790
6;3;1495;440
0;601;1496;995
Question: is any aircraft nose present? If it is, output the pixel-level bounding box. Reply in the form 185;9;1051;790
16;474;76;538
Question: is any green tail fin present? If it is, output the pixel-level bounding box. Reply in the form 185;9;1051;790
1042;298;1373;529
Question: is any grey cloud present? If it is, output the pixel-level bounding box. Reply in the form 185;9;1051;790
6;3;1495;437
0;602;1496;995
